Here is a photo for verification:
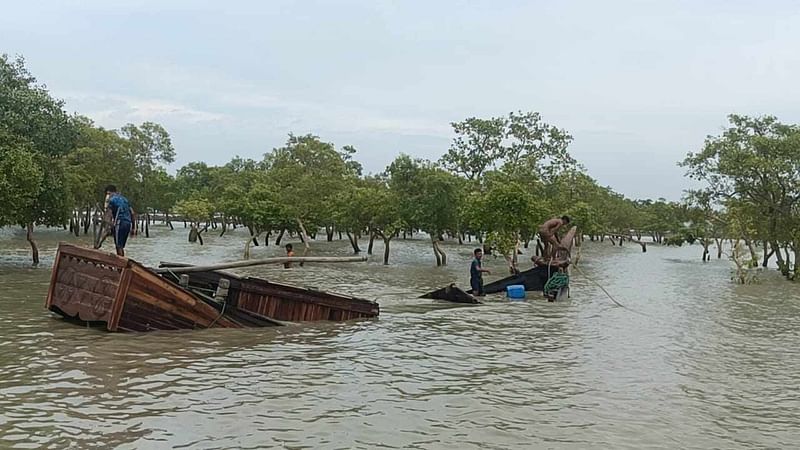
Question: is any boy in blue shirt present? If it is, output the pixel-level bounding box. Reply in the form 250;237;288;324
105;185;135;257
470;248;491;296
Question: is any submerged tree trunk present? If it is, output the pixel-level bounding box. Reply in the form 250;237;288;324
243;230;263;259
275;229;285;246
383;237;391;265
245;225;259;246
189;225;198;242
437;239;447;266
83;206;91;235
189;224;204;245
91;209;98;244
784;246;792;279
431;235;446;266
701;238;710;262
346;232;360;254
744;238;757;266
762;241;773;267
367;231;376;255
715;238;723;259
325;226;334;242
296;218;311;266
793;245;800;281
26;222;39;265
771;241;789;277
144;213;150;237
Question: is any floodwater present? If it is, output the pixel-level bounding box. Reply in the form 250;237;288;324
1;225;799;449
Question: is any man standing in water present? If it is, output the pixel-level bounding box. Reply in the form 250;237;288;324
105;185;134;257
284;243;295;269
538;215;570;250
470;248;491;296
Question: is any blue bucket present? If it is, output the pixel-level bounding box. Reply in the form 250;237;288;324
506;284;526;300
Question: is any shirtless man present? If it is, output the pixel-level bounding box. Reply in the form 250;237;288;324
538;216;570;250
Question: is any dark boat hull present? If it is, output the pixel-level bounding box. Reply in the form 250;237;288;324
419;284;480;304
426;226;578;301
478;266;553;294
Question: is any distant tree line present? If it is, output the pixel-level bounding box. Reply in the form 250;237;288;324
6;54;794;283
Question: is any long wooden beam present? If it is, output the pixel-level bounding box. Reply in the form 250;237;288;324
153;256;368;274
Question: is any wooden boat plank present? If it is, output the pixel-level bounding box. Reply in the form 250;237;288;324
235;282;377;315
45;245;64;309
108;265;133;331
126;288;242;329
56;243;128;269
159;268;378;318
48;255;122;322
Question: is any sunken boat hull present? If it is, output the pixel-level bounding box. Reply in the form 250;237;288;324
419;284;480;304
480;225;578;295
46;244;379;332
45;244;245;331
425;226;578;300
478;266;552;294
159;264;380;322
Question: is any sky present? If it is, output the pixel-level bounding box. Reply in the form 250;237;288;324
3;0;800;200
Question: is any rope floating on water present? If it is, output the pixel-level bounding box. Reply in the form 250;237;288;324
573;265;653;318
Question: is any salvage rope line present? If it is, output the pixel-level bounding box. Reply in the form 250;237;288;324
572;264;653;318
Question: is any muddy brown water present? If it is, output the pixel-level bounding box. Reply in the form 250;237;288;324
1;226;799;449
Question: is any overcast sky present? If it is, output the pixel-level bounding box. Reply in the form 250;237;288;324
3;0;799;200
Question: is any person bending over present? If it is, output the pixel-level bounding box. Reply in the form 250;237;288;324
538;215;570;250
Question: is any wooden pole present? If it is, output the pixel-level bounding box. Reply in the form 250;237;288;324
155;255;368;274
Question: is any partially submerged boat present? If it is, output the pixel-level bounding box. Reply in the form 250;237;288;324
419;284;480;304
158;262;380;322
45;243;379;332
423;226;578;302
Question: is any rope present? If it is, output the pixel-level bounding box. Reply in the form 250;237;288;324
544;272;570;293
208;301;226;328
573;265;626;308
572;265;654;319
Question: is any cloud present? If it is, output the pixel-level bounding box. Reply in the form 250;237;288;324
61;92;228;127
124;63;454;138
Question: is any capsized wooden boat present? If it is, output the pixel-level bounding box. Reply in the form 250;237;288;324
45;243;379;332
479;265;552;294
425;226;578;302
419;284;480;304
158;262;380;322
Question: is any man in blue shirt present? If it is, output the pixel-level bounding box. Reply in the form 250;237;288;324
105;185;134;256
470;248;491;296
